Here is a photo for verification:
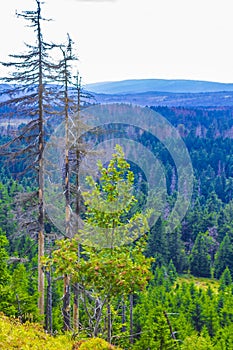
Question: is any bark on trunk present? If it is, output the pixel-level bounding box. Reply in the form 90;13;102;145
107;302;112;344
121;296;126;333
130;294;134;344
63;274;71;331
37;0;45;317
73;82;81;329
73;282;79;331
45;270;53;334
63;52;71;330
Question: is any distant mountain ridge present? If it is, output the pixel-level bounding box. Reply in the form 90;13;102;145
91;91;233;108
85;79;233;94
1;80;233;118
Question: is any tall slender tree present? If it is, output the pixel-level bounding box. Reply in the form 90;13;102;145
0;0;62;317
58;35;77;331
53;37;92;331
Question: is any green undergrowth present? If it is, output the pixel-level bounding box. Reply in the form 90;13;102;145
178;274;219;292
0;313;122;350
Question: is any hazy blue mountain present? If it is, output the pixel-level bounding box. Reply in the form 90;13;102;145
85;79;233;94
1;80;233;118
91;91;233;107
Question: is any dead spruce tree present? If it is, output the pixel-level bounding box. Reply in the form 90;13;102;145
57;41;94;331
0;0;64;318
42;34;93;331
56;36;78;331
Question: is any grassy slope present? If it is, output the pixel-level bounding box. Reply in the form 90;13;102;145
177;275;220;292
0;313;73;350
0;313;122;350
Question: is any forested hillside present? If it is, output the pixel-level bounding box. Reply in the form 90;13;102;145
2;102;233;348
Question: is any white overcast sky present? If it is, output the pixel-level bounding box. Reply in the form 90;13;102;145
1;0;233;85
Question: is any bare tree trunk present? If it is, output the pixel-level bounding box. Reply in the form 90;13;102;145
0;0;71;324
63;274;71;331
16;294;23;324
63;52;71;330
121;296;126;333
38;227;44;316
163;311;177;341
45;270;53;334
73;282;79;331
64;54;71;240
73;75;82;332
107;302;112;344
130;294;134;344
37;1;45;318
73;240;80;332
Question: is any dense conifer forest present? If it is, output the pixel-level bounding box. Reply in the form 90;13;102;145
2;103;233;348
1;1;233;349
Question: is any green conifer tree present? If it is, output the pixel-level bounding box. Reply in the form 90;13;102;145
190;233;211;277
219;266;232;291
214;234;233;279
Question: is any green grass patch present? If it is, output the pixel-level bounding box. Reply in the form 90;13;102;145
177;274;219;292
